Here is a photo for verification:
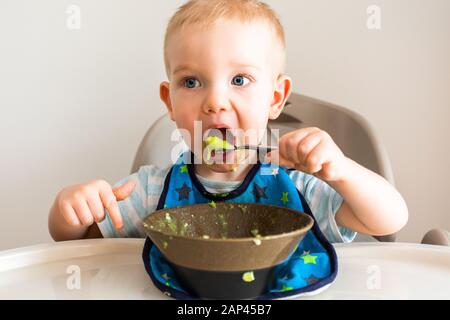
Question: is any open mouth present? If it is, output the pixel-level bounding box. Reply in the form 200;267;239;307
203;128;236;162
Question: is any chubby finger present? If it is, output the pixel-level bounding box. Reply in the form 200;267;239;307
86;193;106;223
60;201;81;226
304;142;329;173
278;128;321;164
99;186;123;230
112;180;136;201
72;199;94;226
297;131;323;165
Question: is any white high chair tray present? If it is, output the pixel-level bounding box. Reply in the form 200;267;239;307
0;239;449;299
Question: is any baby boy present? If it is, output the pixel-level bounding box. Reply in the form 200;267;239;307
48;0;408;243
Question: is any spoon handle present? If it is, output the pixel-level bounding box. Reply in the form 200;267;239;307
234;145;278;152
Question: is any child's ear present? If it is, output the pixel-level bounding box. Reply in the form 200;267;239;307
160;81;175;121
269;75;292;120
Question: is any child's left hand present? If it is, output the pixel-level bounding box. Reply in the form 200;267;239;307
265;127;349;182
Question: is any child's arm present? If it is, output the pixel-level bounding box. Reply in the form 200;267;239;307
328;157;408;236
266;127;408;236
48;180;135;241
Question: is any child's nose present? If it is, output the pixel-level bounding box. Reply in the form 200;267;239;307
202;87;231;114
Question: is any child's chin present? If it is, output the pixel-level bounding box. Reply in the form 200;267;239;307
206;163;238;173
203;150;248;172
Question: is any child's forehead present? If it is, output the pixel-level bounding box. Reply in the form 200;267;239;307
167;19;280;72
177;18;276;46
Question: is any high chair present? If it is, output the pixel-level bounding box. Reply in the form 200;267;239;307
131;92;447;245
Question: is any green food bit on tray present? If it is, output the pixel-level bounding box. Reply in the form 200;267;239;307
242;271;255;283
162;241;168;249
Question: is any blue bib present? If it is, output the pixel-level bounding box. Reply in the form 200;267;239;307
142;152;338;299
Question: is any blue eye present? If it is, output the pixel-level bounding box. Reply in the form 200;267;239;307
184;78;200;89
232;75;250;86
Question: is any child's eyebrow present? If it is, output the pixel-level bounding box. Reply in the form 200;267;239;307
230;62;260;71
173;65;193;75
172;63;260;75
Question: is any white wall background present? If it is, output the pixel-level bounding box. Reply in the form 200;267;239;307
0;0;448;250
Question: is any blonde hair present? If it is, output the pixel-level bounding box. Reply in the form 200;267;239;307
163;0;286;76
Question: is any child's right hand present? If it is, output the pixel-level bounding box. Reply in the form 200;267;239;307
55;180;136;230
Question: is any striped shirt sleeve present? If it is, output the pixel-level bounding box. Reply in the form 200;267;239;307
288;170;357;243
96;164;170;238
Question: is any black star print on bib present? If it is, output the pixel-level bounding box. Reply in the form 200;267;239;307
175;182;192;201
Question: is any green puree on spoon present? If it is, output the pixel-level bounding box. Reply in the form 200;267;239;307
204;136;235;161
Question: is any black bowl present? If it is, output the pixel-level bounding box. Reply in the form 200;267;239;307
143;202;314;299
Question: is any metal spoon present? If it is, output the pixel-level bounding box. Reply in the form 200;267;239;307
214;145;278;153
